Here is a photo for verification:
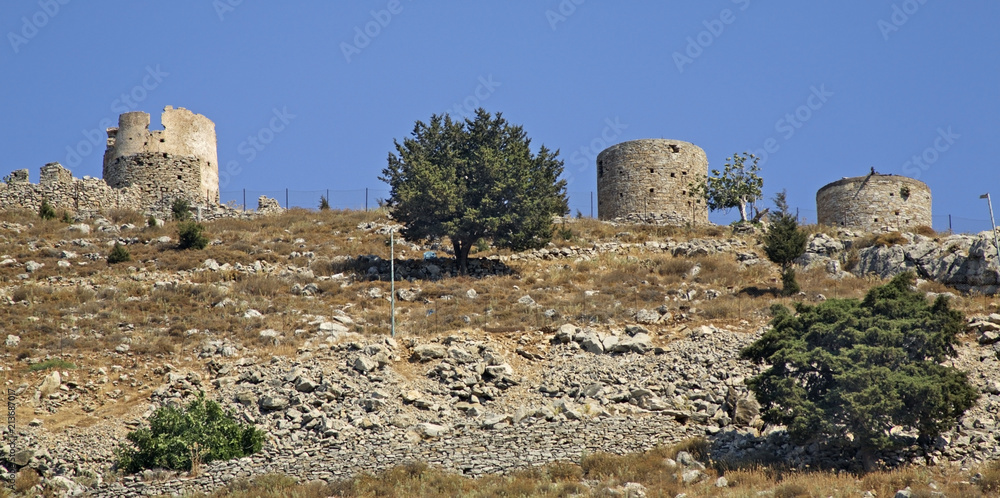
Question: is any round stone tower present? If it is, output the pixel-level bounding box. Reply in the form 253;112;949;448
816;173;931;232
103;106;219;207
596;139;708;224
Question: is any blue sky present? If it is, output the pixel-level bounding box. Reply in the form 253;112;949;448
2;1;998;231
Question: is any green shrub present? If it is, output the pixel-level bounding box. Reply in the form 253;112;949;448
171;198;192;221
147;214;158;228
115;393;264;473
61;211;73;223
27;359;76;372
107;242;132;265
178;221;209;250
742;273;978;460
38;199;56;220
319;195;330;211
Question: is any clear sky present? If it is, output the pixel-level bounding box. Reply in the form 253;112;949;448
2;1;998;231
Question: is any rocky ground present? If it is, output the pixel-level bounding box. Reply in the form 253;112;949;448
2;214;1000;497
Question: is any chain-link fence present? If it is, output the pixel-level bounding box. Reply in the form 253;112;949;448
221;189;995;234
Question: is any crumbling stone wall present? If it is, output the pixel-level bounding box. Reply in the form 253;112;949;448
596;139;709;225
104;106;219;206
0;163;143;214
816;173;931;232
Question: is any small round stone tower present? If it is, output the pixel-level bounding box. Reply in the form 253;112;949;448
816;172;931;232
103;106;219;207
596;139;708;224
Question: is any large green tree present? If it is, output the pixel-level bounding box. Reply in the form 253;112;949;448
381;109;567;274
688;152;763;222
741;273;978;463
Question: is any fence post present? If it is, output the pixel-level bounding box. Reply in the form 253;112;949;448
949;214;952;232
326;189;329;207
285;188;289;209
242;189;246;213
365;188;369;212
590;191;594;218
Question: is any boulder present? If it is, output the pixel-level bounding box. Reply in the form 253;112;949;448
411;344;447;362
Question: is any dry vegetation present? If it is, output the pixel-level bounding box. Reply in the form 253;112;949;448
1;208;996;497
174;440;1000;497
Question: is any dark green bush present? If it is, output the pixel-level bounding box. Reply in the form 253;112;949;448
171;198;192;221
115;393;264;473
178;221;208;250
107;242;131;264
319;195;330;211
38;199;56;220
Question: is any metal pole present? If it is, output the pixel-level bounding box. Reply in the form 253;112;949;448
327;189;329;208
981;194;1000;266
366;188;369;212
390;229;395;337
285;188;289;209
949;214;952;233
242;189;246;212
590;191;593;218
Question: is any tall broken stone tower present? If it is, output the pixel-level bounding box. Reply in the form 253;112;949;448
103;106;219;207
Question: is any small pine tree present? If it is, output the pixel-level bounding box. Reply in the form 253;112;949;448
60;211;73;224
107;242;131;264
38;199;56;220
318;195;330;211
171;198;192;221
763;190;807;296
147;214;158;228
177;222;208;250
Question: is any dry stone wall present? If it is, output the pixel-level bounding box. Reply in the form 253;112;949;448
597;139;708;225
0;163;143;215
816;174;931;232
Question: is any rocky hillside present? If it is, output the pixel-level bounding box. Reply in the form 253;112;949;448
1;210;999;497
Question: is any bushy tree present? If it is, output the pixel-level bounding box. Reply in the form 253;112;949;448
115;393;264;473
763;190;807;295
688;152;763;222
38;199;56;220
381;109;568;274
171;198;192;221
318;195;330;211
741;273;978;461
107;242;131;264
178;221;208;250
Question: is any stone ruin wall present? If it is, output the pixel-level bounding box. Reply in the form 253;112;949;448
0;163;143;215
103;106;219;206
816;174;932;233
597;139;709;225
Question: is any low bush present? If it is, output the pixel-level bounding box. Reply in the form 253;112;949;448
107;242;132;264
172;198;192;221
115;392;264;473
178;222;209;250
38;199;56;220
28;358;76;372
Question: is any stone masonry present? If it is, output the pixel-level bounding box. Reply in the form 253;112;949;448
0;106;229;217
104;106;220;206
597;139;709;225
816;172;931;232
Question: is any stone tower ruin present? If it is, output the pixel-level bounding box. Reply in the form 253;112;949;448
103;106;219;207
596;139;709;224
816;172;931;232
